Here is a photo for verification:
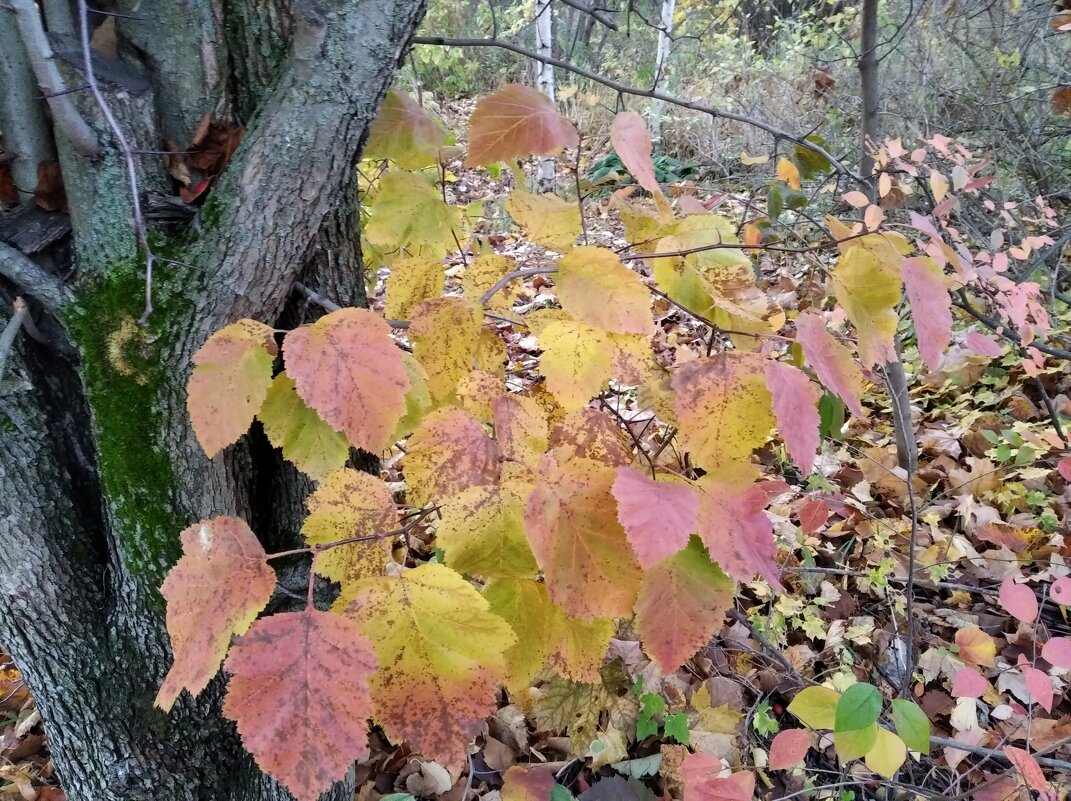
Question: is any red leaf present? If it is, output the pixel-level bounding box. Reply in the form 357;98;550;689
187;319;278;457
610;112;663;198
769;728;811;770
999;577;1038;624
682;754;755;801
901;256;952;370
951;666;988;698
611;466;698;567
155;517;276;711
634;538;732;673
799;499;830;534
283;308;409;453
764;361;821;474
223;610;377;801
696;466;782;589
1004;746;1049;791
1041;637;1071;669
965;331;1003;358
794;311;866;417
1057;457;1071;483
1017;654;1053;712
1051;576;1071;604
466;84;579;167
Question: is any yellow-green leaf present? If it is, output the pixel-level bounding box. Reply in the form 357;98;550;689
555;246;652;334
365;170;462;258
365;90;449;170
834;722;878;762
258;372;349;480
788;686;841;730
889;699;930;754
436;481;538;579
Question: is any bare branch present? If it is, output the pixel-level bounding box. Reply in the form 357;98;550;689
0;298;29;384
0;241;71;312
9;0;100;157
411;35;863;184
556;0;617;31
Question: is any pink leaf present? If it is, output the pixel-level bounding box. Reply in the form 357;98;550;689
769;729;811;770
696;467;782;589
611;467;699;567
1000;577;1038;624
1051;577;1071;605
965;331;1003;358
1042;637;1071;669
764;361;821;474
901;256;952;370
1057;457;1071;482
1018;654;1054;712
1004;747;1050;791
610;111;664;199
951;666;988;698
799;499;830;534
794;311;866;418
682;754;755;801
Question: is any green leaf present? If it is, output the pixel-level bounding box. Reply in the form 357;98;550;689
767;183;784;219
551;785;576;801
834;721;878;762
835;683;881;732
753;699;780;736
818;393;846;439
889;700;930;754
380;794;417;801
664;712;690;744
788;686;841;730
792;136;831;178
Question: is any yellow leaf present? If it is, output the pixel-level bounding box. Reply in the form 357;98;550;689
386;255;445;319
864;728;907;778
741;152;770;165
301;469;397;608
410;297;484;403
696;705;743;735
456;369;505;421
506;189;582;251
929;171;949;203
672;352;775;471
831;235;904;367
788;686;841;730
538;320;613;410
462;252;520;312
777;157;801;190
349;563;517;771
556;246;653;334
364;170;462;258
548;608;615;684
436;481;538;579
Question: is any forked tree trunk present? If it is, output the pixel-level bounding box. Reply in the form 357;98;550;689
0;1;426;799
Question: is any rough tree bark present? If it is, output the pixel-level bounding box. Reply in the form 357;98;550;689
0;1;426;799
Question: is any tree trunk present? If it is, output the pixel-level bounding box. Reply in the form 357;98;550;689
648;0;676;138
534;0;556;191
0;1;426;799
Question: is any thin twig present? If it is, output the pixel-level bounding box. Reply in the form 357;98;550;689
0;298;29;384
555;0;617;30
411;35;862;184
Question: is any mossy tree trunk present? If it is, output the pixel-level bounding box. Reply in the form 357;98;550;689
0;1;426;799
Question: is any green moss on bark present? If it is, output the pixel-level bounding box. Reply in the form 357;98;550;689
64;246;196;590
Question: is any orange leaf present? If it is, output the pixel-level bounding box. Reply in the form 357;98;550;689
612;466;698;567
1052;87;1071;114
955;626;996;667
283;308;409;453
525;453;642;620
794;311;866;417
1004;746;1049;791
777;158;801;190
610;111;665;198
501;765;557;801
405;407;501;506
634;537;732;673
466;84;578;167
223;610;377;801
156;517;275;711
187;319;277;457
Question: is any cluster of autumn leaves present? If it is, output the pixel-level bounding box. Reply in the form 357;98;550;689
156;85;1053;801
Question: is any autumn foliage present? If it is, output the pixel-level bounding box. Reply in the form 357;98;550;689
163;85;1066;801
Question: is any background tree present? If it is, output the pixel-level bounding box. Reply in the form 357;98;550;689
0;1;425;799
